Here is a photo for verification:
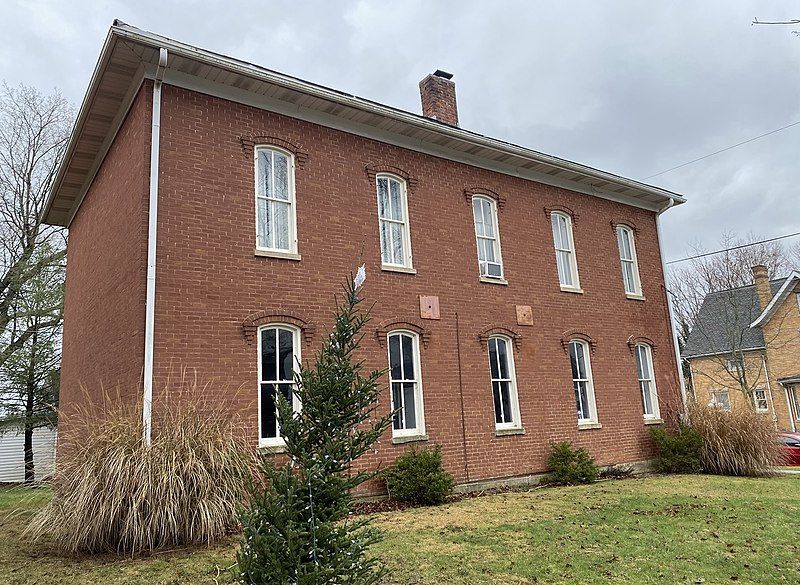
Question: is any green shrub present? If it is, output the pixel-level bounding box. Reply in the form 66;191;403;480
649;423;703;473
383;445;455;505
546;441;599;485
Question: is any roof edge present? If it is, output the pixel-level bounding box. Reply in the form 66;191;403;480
750;271;800;328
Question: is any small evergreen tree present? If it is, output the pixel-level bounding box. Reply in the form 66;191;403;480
238;270;393;584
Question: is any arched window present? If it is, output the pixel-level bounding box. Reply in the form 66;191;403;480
387;331;425;437
255;146;297;254
568;339;597;424
634;343;659;419
376;174;413;269
551;212;580;289
487;335;521;430
472;196;504;280
258;324;301;446
617;225;642;296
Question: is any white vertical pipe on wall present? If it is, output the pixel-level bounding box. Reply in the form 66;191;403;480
656;200;689;416
143;48;168;445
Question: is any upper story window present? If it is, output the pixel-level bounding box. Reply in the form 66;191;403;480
753;388;769;413
487;336;520;430
472;196;504;280
551;212;580;290
634;343;660;419
258;324;301;446
255;147;297;254
617;225;642;296
569;340;597;424
388;331;425;437
377;175;413;269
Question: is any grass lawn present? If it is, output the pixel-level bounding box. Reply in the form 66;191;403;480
2;474;799;583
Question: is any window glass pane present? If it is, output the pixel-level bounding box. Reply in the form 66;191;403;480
388;334;401;380
472;199;485;237
496;338;509;378
499;381;512;423
261;328;277;381
379;221;391;264
560;217;571;249
482;201;494;237
641;381;653;415
558;250;573;286
551;214;562;248
623;261;635;293
483;238;496;263
391;223;405;264
391;382;403;430
403;382;417;429
260;383;276;438
256;198;270;249
570;341;585;380
574;380;588;419
278;328;294;381
389;179;403;221
257;150;272;197
492;381;503;423
488;338;500;379
274;201;290;250
278;382;293;404
274;152;289;200
635;346;645;379
401;335;415;379
377;178;389;219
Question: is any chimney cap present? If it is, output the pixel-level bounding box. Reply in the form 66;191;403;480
433;69;454;80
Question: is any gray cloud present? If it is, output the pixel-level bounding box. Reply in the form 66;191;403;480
2;0;798;262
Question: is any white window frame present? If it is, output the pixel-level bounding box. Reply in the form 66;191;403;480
257;324;301;447
387;330;426;438
752;388;769;413
710;390;732;411
551;212;580;290
487;335;521;431
471;196;505;281
376;174;414;270
254;146;298;255
569;340;598;424
617;225;642;296
635;343;660;420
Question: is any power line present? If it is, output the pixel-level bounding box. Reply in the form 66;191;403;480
644;120;800;180
665;231;800;265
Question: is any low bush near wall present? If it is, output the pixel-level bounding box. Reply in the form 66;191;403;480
688;403;782;477
546;441;599;485
383;445;455;505
650;423;704;474
26;388;258;555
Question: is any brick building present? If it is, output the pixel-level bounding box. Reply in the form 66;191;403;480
684;265;800;431
44;22;687;491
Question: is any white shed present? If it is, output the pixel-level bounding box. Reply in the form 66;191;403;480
0;427;57;483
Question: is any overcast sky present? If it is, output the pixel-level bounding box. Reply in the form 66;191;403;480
3;0;799;262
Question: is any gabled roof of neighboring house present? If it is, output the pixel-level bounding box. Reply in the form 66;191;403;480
682;278;787;359
750;271;800;328
42;20;685;227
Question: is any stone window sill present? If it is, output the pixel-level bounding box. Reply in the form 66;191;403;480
560;286;584;294
259;443;287;454
644;418;664;425
392;434;429;445
254;249;302;261
577;421;602;430
495;427;525;437
480;276;508;286
626;293;646;302
382;264;417;275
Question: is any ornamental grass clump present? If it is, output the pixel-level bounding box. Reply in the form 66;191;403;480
688;402;783;476
26;381;258;555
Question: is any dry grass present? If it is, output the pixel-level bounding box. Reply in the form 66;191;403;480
26;378;259;555
688;401;784;476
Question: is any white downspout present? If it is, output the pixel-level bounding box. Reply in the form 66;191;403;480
656;199;689;417
143;48;168;445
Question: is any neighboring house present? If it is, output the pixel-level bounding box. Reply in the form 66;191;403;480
43;22;686;492
683;265;800;431
0;427;57;483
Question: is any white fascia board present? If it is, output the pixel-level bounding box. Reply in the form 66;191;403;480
750;272;800;328
683;347;766;360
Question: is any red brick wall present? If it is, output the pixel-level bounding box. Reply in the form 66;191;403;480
145;84;682;492
60;84;151;433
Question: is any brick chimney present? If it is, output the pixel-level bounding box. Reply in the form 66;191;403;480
751;264;773;311
419;70;458;126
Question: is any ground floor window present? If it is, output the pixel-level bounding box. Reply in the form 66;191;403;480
487;336;521;430
752;388;769;413
789;386;800;422
634;343;659;419
258;325;300;445
569;340;597;424
710;390;731;411
388;331;425;436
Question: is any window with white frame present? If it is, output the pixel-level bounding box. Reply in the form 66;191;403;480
569;340;597;423
617;225;642;295
551;212;580;288
388;331;425;436
487;336;520;429
472;196;504;279
789;386;800;422
634;343;660;419
753;388;769;412
377;175;413;269
258;325;301;445
255;147;297;253
726;357;744;379
710;390;732;411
